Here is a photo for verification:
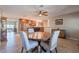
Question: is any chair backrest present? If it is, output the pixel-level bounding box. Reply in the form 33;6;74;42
44;27;51;33
28;28;34;33
50;30;60;50
20;31;30;51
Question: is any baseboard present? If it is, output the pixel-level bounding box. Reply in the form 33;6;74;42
66;37;79;41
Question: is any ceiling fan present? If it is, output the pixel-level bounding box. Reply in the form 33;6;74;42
34;5;48;16
38;10;48;16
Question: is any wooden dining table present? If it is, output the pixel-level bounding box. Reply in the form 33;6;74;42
28;32;51;52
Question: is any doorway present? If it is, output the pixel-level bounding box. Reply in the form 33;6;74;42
7;21;17;42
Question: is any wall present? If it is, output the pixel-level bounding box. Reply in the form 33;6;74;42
49;12;79;40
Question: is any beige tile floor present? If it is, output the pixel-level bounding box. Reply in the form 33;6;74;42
58;38;79;53
0;32;79;53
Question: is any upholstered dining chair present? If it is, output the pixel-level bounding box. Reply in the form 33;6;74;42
28;28;34;33
20;31;38;53
41;30;60;53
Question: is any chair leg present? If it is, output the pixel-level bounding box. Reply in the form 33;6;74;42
26;51;29;53
50;51;52;53
40;45;46;52
55;47;57;53
21;47;24;53
32;46;38;53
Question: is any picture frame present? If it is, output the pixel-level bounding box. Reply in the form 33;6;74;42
55;19;63;25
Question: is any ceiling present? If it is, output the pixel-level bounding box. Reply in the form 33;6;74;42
0;5;79;19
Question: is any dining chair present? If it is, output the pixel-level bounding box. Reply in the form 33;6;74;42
20;31;38;53
41;30;60;53
28;28;34;33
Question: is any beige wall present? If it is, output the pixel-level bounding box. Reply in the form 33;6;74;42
49;12;79;40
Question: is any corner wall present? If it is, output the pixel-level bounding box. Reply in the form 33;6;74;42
49;12;79;40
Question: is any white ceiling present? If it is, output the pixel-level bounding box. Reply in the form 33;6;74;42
0;5;79;19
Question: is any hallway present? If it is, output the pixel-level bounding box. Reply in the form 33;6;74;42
0;32;21;53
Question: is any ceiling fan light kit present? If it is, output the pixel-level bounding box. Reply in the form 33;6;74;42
39;13;42;16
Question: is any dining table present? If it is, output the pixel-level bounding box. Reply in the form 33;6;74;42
28;32;51;52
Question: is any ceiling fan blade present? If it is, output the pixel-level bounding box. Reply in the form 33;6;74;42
33;10;48;16
43;13;48;16
43;11;48;13
42;11;48;16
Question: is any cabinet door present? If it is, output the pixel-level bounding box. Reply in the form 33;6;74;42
59;30;65;39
